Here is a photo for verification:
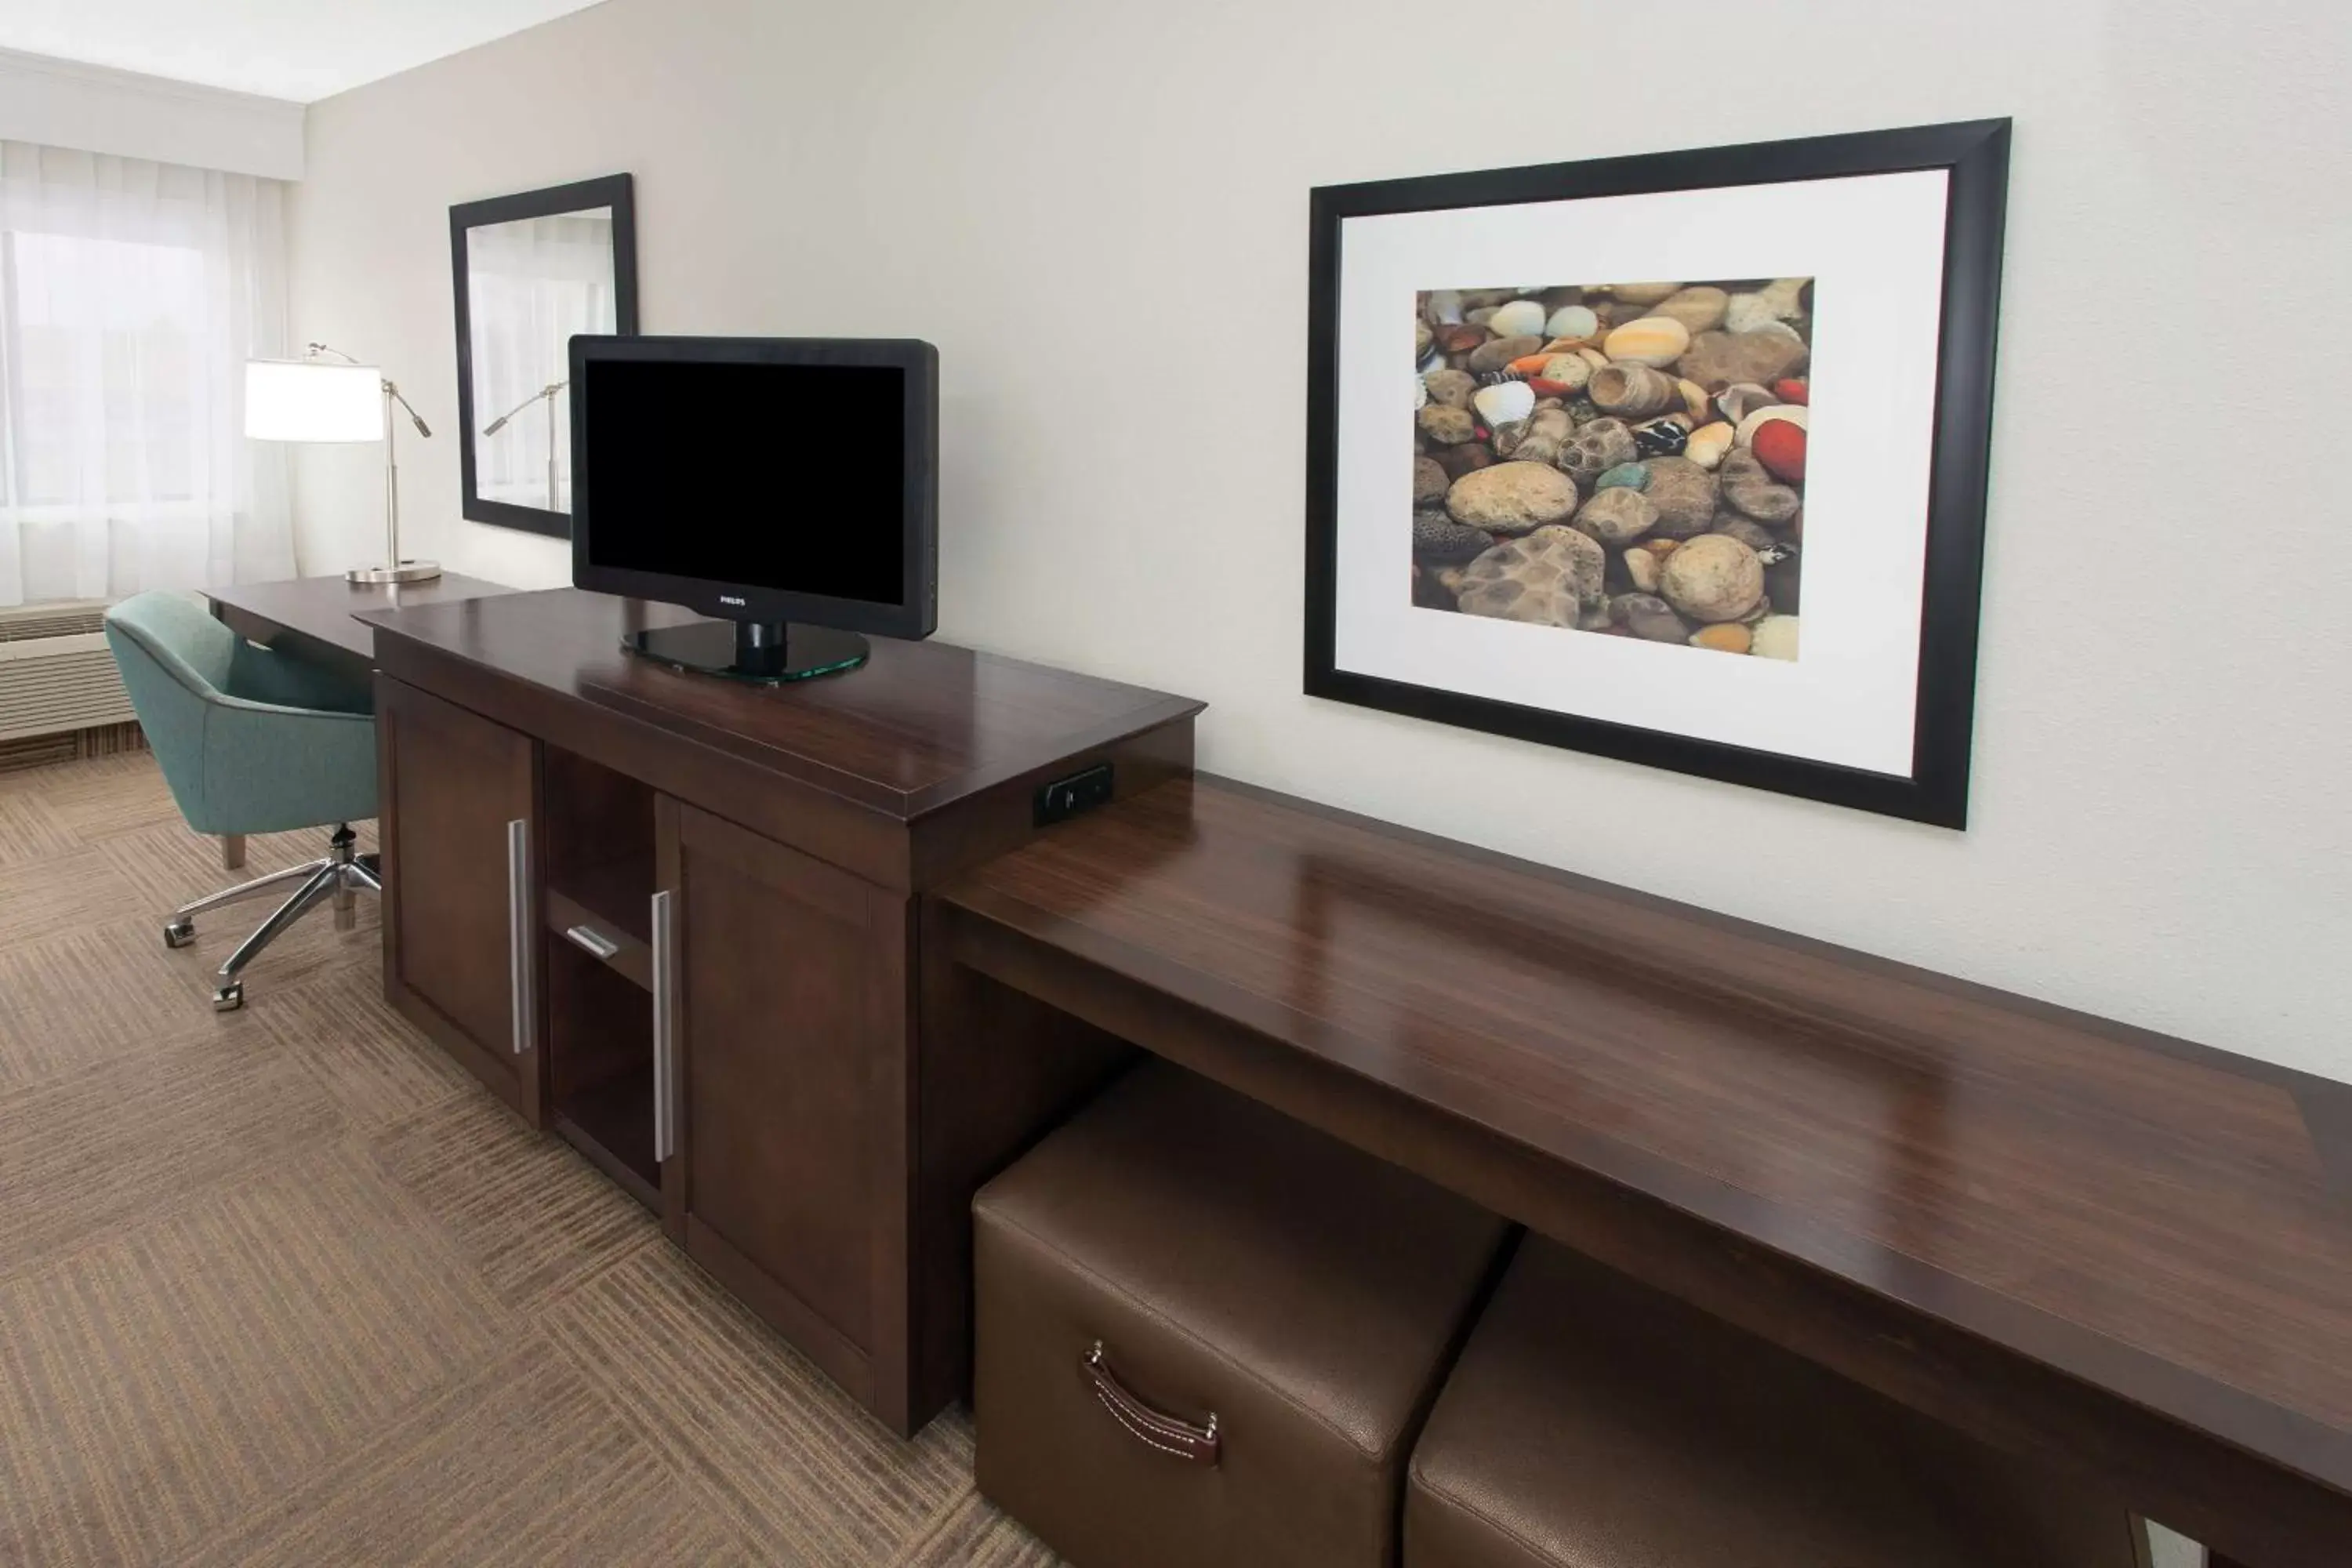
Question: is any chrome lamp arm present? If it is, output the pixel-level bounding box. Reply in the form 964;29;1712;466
306;342;431;437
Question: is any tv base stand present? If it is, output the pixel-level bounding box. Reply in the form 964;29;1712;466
625;615;869;684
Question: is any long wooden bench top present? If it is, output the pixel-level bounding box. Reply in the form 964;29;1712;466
935;775;2352;1568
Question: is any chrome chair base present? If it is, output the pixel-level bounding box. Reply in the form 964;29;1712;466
163;825;380;1011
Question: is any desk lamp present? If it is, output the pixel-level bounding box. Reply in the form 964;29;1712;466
245;343;440;583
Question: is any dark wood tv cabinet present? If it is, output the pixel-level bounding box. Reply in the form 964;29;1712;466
365;588;1200;1432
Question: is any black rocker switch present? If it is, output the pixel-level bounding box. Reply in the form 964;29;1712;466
1035;762;1115;826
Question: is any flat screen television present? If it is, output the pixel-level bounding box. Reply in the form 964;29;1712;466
569;334;938;683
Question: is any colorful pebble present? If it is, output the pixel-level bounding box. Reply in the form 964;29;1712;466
1751;419;1807;483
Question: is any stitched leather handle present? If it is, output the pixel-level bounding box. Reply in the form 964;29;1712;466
1081;1341;1221;1465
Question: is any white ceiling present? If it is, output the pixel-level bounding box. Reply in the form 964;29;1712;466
0;0;608;103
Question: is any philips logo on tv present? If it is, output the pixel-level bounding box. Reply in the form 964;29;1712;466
718;595;746;607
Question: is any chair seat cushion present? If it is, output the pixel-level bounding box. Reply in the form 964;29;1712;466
1407;1239;2145;1568
975;1059;1509;1568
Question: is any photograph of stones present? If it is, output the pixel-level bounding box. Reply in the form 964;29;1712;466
1412;281;1810;660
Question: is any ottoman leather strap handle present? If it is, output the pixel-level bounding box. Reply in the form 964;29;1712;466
1082;1341;1221;1466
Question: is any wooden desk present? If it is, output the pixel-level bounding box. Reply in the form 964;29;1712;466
192;573;508;865
935;777;2352;1568
208;572;510;673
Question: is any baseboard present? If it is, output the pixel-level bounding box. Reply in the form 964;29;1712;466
0;720;147;775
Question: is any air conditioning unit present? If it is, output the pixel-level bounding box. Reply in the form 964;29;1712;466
0;601;138;742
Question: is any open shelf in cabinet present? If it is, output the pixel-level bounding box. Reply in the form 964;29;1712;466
544;927;660;1210
543;743;656;941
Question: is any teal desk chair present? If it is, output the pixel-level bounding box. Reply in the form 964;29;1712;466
103;592;381;1011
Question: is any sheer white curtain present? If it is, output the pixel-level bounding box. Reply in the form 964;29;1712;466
0;140;294;607
468;212;615;511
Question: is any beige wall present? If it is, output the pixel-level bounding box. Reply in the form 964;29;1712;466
288;0;2352;1098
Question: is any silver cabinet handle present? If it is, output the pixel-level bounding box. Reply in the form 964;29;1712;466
652;888;677;1163
563;924;620;960
506;818;532;1055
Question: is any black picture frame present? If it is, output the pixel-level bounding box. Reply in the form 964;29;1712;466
1304;120;2009;828
450;173;639;539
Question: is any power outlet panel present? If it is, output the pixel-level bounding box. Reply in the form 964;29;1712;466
1034;763;1114;826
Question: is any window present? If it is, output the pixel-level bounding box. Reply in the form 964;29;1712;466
0;140;292;606
2;230;211;516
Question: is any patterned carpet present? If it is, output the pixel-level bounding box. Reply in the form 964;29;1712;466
0;752;1055;1566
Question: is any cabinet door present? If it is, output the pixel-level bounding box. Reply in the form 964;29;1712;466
376;675;540;1118
658;799;905;1406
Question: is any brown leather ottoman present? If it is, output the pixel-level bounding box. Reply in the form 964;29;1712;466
974;1060;1511;1568
1407;1239;2147;1568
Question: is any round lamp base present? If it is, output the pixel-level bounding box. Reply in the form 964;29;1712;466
346;561;443;585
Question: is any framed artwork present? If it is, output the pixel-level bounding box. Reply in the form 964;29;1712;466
1304;120;2009;827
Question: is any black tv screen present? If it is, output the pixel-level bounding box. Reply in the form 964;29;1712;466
570;336;938;638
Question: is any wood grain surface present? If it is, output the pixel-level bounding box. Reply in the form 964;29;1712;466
939;775;2352;1568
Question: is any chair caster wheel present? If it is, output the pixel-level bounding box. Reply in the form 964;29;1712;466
165;919;195;949
211;982;245;1013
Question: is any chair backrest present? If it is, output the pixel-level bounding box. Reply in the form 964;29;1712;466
103;592;240;830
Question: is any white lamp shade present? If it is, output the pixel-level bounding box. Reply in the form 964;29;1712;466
245;358;383;441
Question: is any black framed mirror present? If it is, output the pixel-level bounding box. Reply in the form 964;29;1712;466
451;173;637;537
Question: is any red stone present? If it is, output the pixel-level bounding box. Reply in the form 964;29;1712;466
1772;378;1809;405
1526;378;1576;397
1751;419;1806;484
